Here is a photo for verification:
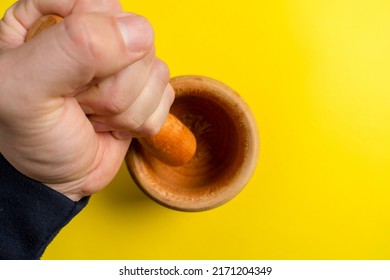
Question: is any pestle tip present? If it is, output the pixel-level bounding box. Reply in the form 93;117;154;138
137;114;197;166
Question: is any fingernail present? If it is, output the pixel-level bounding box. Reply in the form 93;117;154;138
117;15;153;52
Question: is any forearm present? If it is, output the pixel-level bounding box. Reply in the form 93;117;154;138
0;154;89;260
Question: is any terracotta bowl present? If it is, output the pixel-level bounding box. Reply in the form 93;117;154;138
125;75;259;211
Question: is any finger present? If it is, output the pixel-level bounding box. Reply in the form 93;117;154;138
89;58;172;134
111;83;175;139
75;46;156;115
0;0;123;48
1;12;154;106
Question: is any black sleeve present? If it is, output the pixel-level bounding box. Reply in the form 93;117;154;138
0;154;89;260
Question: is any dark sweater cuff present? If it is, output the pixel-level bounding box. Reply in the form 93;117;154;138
0;154;89;260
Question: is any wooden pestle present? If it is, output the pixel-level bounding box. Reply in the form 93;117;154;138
26;15;197;166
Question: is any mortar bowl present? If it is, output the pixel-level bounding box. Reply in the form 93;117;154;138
125;75;259;211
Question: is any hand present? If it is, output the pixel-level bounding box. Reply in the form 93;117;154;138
0;0;174;201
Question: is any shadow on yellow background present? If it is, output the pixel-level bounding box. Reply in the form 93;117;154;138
1;0;390;259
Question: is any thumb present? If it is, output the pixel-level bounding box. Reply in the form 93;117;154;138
1;12;153;101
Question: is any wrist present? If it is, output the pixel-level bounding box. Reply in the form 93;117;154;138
46;181;86;202
0;153;89;259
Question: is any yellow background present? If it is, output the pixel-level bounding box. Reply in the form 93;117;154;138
1;0;390;259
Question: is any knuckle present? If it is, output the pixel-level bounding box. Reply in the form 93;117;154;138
60;15;100;73
137;119;162;136
62;15;91;54
105;100;127;115
126;115;145;132
154;59;171;84
63;14;124;63
104;89;128;115
165;84;176;105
